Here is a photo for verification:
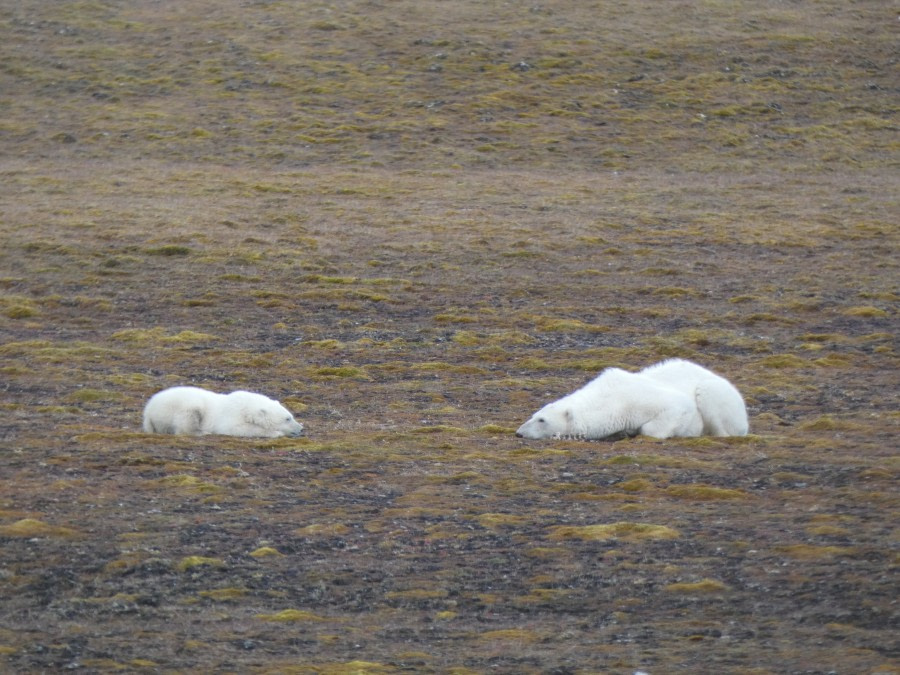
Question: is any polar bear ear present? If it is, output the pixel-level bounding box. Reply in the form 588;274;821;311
246;407;269;427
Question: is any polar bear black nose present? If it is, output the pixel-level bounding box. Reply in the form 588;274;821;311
515;432;523;438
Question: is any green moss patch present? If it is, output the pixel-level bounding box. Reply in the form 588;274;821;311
177;556;225;572
0;518;81;538
255;609;327;622
548;522;680;542
664;579;729;594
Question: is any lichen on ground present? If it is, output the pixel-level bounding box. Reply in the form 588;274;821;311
0;0;897;672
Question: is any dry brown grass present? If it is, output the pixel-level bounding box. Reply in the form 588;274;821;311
1;0;898;672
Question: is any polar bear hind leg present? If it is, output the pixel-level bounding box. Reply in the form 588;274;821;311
637;388;704;439
143;386;216;435
695;379;749;436
640;407;703;438
146;405;205;435
171;407;206;435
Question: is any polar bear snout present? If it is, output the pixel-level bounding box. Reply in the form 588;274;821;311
272;405;304;437
283;419;304;437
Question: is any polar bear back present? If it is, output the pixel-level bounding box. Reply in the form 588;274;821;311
142;386;221;435
581;368;704;438
640;359;748;436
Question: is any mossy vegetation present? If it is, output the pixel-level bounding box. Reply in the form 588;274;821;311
249;546;283;558
177;556;225;572
254;609;327;623
198;587;247;601
664;579;729;594
0;0;896;672
548;522;680;542
0;518;81;539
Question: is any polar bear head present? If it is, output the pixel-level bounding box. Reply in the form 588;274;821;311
515;401;573;439
228;391;305;438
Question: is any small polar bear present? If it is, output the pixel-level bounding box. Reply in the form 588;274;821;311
142;386;304;438
516;359;748;440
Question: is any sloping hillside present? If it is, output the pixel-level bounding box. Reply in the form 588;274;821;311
0;1;897;672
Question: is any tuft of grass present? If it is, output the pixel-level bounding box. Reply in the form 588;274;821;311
154;475;222;494
756;354;807;368
477;424;515;434
548;522;680;542
524;547;570;559
199;588;247;601
515;588;574;605
618;478;654;492
177;556;225;572
304;274;358;284
813;353;853;367
536;317;608;332
475;513;529;530
294;523;350;536
162;330;219;343
664;579;729;593
842;306;888;317
0;518;81;538
303;339;344;349
302;661;394;673
312;366;370;379
385;589;448;600
434;313;477;323
3;304;39;319
65;388;122;403
798;416;861;431
249;546;283;558
299;287;390;302
477;629;539;643
651;286;699;298
806;525;851;537
450;330;481;346
111;327;167;342
255;609;327;622
413;361;488;375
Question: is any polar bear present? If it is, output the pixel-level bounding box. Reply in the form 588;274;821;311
142;386;304;438
515;359;748;440
639;359;749;437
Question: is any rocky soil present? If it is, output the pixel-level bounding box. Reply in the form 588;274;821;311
0;0;897;672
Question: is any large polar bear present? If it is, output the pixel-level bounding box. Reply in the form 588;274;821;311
516;359;748;440
142;386;304;438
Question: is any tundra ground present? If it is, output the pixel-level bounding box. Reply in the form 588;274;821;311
1;1;897;672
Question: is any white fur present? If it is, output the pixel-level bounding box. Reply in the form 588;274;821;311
142;386;304;438
516;359;748;440
639;359;749;437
